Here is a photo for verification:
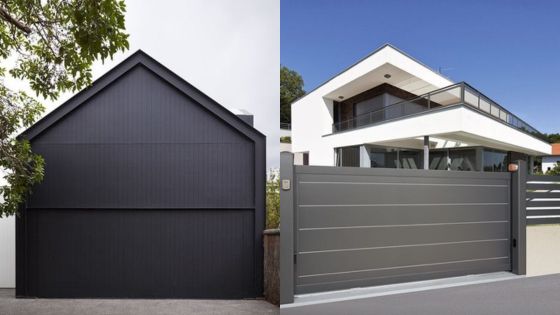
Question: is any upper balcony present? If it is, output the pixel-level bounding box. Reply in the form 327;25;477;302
332;82;547;142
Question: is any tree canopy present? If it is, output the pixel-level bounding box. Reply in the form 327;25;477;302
543;133;560;144
0;0;129;217
280;65;304;125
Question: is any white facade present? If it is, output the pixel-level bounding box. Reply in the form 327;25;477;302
0;216;15;288
291;44;551;166
542;156;560;173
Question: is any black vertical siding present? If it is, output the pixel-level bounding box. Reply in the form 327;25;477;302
26;209;255;298
28;65;255;209
17;53;265;299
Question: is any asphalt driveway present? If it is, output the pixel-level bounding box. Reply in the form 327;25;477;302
0;290;278;315
282;274;560;315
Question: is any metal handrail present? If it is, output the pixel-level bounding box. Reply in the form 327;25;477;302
333;84;461;129
331;82;546;142
280;122;291;130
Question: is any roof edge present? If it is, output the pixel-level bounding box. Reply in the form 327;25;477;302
291;43;451;105
20;49;265;141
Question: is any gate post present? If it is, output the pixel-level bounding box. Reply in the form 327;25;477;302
511;159;527;275
280;152;295;304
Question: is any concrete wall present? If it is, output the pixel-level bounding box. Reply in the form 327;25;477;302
0;216;15;288
527;225;560;277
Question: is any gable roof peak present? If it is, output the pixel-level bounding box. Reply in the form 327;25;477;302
20;49;264;141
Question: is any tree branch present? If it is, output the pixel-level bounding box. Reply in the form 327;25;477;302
0;6;31;34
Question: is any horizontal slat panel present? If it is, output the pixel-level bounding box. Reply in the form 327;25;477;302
527;200;560;208
297;181;508;205
298;204;509;229
528;175;560;182
296;260;510;294
527;217;560;225
527;191;560;198
294;165;511;294
298;222;508;252
527;183;560;191
296;165;510;180
297;241;509;276
298;173;509;186
526;209;560;216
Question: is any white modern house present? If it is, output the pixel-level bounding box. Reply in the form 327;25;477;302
291;44;551;172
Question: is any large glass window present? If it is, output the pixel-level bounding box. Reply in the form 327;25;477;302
483;149;508;172
370;147;398;168
429;151;448;170
399;150;421;169
449;149;477;171
336;146;360;167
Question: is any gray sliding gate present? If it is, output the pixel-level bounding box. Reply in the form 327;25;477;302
280;153;526;303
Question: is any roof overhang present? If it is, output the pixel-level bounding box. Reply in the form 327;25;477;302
294;44;454;104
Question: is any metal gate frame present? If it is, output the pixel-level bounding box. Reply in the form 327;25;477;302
280;152;527;304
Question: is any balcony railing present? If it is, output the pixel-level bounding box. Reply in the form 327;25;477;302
332;82;547;142
281;122;291;130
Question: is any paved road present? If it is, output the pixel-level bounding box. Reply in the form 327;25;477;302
282;274;560;315
0;290;278;315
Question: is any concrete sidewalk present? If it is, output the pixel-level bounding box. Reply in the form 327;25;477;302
0;290;278;315
281;274;560;315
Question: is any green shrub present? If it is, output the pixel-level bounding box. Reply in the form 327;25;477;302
266;170;280;229
546;162;560;176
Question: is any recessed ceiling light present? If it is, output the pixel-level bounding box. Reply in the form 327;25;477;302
338;96;344;100
384;74;391;79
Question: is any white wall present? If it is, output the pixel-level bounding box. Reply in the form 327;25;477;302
0;216;15;288
291;45;453;165
542;156;560;173
293;105;551;166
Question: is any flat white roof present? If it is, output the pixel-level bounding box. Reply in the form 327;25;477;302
294;44;453;104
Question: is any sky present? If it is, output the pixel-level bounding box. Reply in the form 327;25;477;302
281;0;560;134
7;0;280;168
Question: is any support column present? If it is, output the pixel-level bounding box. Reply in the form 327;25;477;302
529;156;535;174
280;152;295;304
476;147;484;172
423;136;429;170
359;145;370;168
511;159;527;275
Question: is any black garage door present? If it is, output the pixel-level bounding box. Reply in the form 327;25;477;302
25;209;255;298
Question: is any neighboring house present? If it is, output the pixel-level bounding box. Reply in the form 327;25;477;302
280;122;292;153
16;50;266;299
291;44;551;172
542;143;560;173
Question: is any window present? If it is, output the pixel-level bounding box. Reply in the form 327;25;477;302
449;149;477;171
336;146;360;167
303;152;309;166
483;149;508;172
429;151;448;170
399;150;421;169
369;147;398;168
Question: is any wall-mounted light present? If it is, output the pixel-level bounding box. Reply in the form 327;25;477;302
384;74;392;79
508;163;519;172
